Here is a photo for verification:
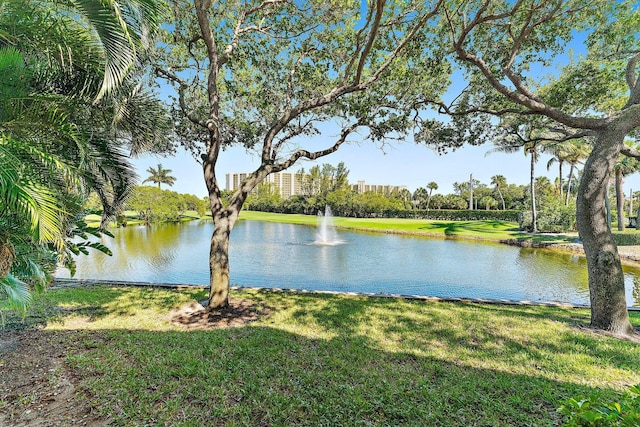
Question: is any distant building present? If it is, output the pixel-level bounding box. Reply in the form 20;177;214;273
225;172;303;198
226;173;404;198
351;180;407;195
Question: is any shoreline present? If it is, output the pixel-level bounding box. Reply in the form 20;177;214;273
330;223;640;268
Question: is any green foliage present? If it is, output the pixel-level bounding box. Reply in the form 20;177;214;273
416;209;520;222
57;220;114;277
0;0;170;311
611;233;640;247
519;201;577;233
558;384;640;426
125;186;206;223
0;275;31;314
141;163;177;189
245;182;284;212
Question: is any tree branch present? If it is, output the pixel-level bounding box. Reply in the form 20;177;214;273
154;67;207;128
625;51;640;106
621;144;640;159
271;122;362;172
447;2;609;131
259;0;443;164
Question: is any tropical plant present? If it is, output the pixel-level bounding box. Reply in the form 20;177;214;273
142;164;177;189
426;181;439;211
490;175;507;210
487;121;550;233
0;0;167;313
412;187;429;209
560;139;590;206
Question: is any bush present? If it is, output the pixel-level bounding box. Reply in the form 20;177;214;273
612;233;640;246
557;384;640;426
519;202;577;232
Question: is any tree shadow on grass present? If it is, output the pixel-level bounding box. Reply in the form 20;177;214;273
0;325;621;426
4;286;639;425
275;292;640;380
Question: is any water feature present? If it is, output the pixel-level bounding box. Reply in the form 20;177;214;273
55;220;640;307
314;206;344;245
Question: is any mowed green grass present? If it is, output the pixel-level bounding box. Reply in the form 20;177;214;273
10;285;640;426
238;210;579;243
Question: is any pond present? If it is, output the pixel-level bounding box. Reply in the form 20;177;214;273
55;220;640;307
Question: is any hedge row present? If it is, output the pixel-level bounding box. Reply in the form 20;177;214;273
376;209;521;222
254;204;521;222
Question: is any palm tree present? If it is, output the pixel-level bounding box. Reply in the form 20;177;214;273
142;164;177;189
412;187;428;209
613;141;640;231
59;0;163;101
560;139;590;206
490;175;507;210
545;141;573;200
426;181;438;211
0;0;166;312
488;133;545;232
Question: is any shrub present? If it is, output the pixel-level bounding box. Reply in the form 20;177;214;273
612;233;640;246
557;384;640;426
519;202;577;232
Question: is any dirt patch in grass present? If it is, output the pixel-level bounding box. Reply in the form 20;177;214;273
0;329;109;427
169;297;272;330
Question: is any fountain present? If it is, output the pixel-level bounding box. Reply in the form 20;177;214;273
314;206;344;245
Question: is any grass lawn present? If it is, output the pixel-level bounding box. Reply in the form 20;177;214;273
4;285;639;426
238;210;580;244
240;210;640;248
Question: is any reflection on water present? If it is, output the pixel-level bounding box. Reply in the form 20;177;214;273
56;220;640;307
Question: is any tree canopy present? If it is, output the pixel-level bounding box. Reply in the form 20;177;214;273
155;0;452;308
418;0;640;335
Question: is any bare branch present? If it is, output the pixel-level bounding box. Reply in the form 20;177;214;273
220;0;293;65
354;0;385;84
270;117;317;160
343;1;375;84
271;123;362;172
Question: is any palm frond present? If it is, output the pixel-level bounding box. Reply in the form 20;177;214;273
0;274;31;312
68;0;137;101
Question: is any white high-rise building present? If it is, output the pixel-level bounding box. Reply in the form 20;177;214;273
225;172;303;198
226;173;405;198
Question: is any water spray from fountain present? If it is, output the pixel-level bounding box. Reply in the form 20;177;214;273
314;205;344;245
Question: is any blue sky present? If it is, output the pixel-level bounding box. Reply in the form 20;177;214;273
130;139;640;198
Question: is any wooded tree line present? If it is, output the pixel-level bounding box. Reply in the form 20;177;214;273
244;162;573;221
2;0;639;336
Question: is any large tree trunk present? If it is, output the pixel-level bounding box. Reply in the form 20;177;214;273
205;164;261;308
576;129;634;336
208;210;234;308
